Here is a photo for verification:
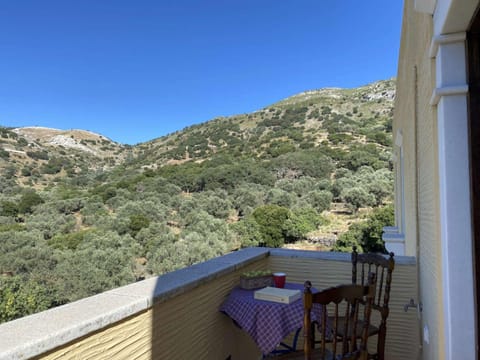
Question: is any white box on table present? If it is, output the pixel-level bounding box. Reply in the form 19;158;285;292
254;286;302;304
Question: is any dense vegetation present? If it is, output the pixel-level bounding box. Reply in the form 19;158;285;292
0;79;395;323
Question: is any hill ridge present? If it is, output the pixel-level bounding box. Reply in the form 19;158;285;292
0;78;395;322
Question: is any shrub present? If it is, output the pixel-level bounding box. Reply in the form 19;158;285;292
0;276;52;323
26;151;49;160
0;149;9;159
251;205;290;248
128;214;151;237
18;190;44;214
334;204;394;253
0;201;18;217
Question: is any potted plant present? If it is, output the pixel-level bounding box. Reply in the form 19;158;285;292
240;269;273;289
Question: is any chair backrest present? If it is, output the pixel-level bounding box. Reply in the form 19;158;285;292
303;272;376;360
351;246;395;319
351;246;394;360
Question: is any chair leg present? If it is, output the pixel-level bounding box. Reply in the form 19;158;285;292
376;324;386;360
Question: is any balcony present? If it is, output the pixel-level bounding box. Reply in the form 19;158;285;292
0;248;418;360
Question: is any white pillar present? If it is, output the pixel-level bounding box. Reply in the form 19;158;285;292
383;130;406;255
430;32;476;360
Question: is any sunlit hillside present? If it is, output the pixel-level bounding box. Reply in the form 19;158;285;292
0;79;395;323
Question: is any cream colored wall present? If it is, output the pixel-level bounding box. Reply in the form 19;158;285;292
395;0;417;259
30;253;417;360
33;259;269;360
148;261;265;360
394;1;444;359
33;310;154;360
267;255;419;360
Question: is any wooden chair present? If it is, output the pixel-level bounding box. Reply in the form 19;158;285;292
349;246;395;360
277;273;376;360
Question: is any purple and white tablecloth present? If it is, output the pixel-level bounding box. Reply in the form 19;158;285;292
219;283;323;355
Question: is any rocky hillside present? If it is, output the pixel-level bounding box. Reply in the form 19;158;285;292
132;79;394;169
0;126;130;187
0;79;395;323
1;79;394;186
13;127;118;155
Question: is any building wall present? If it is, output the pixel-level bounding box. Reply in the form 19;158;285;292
33;310;154;360
394;1;444;359
149;262;263;360
33;259;268;360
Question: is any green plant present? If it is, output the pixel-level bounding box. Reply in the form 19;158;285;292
251;205;290;248
242;270;272;278
334;204;394;253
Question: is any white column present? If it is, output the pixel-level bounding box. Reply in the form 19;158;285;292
430;32;476;360
383;130;406;255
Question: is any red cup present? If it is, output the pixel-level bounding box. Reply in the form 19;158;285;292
273;272;286;288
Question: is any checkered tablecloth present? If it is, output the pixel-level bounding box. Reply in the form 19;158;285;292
219;283;323;355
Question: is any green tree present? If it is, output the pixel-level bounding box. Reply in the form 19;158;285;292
0;201;19;217
17;137;28;146
0;276;52;323
21;166;32;177
146;212;231;275
230;217;263;248
360;204;394;252
231;183;266;217
361;168;393;206
266;140;296;158
283;207;321;241
341;187;376;213
0;148;9;159
305;190;333;213
196;191;232;219
128;214;151;237
333;223;363;252
40;157;65;174
265;187;295;207
251;205;290;247
136;223;176;257
25;206;76;240
48;229;93;250
53;231;138;303
275;177;317;197
18;190;44;214
4;165;16;179
271;150;334;179
334;205;394;253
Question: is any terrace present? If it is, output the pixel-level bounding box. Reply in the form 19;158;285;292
0;248;418;360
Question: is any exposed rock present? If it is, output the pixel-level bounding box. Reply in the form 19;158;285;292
48;134;96;154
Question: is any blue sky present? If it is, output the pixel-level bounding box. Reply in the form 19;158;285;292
0;1;403;145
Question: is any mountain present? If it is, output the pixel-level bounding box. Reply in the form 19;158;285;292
0;126;131;188
13;127;118;154
133;79;394;168
0;79;395;323
0;79;394;185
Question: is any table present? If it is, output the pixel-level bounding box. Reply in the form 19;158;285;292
219;283;323;355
